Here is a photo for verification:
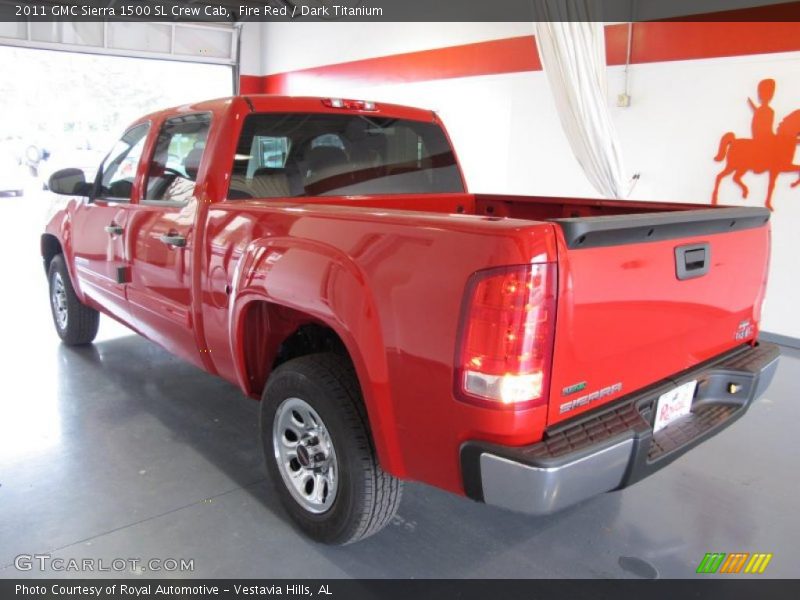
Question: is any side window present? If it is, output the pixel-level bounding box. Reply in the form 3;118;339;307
97;124;149;200
144;113;211;203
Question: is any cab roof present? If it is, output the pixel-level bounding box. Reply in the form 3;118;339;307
139;95;438;124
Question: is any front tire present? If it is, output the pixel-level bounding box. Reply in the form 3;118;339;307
261;353;402;544
48;254;99;345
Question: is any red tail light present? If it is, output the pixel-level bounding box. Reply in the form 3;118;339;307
454;264;556;409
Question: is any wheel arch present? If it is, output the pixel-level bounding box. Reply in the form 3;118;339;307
228;237;406;477
41;233;63;274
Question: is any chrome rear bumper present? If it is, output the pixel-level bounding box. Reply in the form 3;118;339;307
461;342;780;515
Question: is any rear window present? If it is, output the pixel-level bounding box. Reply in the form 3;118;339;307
228;113;463;199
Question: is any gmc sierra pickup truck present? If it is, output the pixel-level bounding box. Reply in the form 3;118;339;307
43;95;779;544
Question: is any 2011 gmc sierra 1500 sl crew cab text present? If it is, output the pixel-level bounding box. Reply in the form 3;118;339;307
42;96;779;544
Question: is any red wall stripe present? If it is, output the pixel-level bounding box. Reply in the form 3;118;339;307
606;21;800;65
239;74;264;94
245;21;800;95
666;1;800;21
257;35;540;94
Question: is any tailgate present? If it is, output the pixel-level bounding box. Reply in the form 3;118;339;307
547;207;770;425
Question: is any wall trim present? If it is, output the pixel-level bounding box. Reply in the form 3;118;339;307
760;331;800;350
242;22;800;95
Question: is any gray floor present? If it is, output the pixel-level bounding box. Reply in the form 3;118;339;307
0;196;797;579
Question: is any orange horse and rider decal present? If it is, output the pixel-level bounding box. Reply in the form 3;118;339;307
712;78;800;211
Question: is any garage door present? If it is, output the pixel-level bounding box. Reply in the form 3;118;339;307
0;21;237;66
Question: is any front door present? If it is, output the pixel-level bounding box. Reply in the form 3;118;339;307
125;113;211;368
70;123;149;320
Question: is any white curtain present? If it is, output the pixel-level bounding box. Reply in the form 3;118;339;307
534;18;630;198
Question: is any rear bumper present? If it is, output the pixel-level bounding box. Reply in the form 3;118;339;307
460;341;780;515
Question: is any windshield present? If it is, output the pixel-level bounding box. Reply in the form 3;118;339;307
228;113;463;199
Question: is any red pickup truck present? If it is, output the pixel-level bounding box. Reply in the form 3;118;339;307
43;95;779;544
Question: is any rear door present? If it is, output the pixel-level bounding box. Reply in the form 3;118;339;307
548;209;771;425
70;123;149;319
125;113;211;368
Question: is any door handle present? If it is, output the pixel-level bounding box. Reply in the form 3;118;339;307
675;243;710;280
104;224;124;235
160;233;186;248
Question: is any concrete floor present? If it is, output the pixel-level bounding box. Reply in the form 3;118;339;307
0;194;797;579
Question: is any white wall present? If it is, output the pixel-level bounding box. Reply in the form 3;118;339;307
242;23;800;338
238;21;262;75
255;22;534;73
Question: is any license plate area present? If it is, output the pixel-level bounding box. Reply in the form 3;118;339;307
653;380;697;433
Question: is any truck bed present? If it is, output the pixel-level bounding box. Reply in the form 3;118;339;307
267;191;770;427
473;193;713;219
287;190;758;225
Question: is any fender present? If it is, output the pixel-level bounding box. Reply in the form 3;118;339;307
228;235;406;477
42;200;87;304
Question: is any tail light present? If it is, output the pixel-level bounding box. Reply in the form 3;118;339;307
321;98;377;111
454;264;556;409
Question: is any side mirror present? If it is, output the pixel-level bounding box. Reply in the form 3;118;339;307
47;168;92;196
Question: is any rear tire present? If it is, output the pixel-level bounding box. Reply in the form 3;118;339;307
261;353;402;544
48;254;99;345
